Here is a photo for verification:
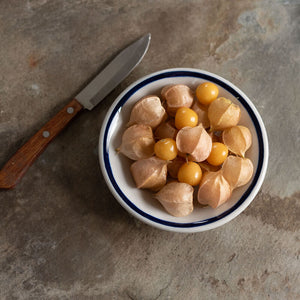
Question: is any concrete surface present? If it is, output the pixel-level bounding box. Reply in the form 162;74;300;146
0;0;299;299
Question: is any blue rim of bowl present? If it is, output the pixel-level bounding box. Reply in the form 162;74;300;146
102;70;265;228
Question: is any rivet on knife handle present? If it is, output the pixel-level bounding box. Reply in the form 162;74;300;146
0;99;83;189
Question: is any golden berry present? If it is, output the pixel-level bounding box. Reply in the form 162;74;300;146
154;138;178;160
196;82;219;105
207;142;228;166
178;162;202;186
175;107;198;130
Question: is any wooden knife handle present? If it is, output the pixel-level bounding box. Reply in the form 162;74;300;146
0;99;83;189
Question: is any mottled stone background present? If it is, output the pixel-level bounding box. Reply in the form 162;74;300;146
0;0;299;299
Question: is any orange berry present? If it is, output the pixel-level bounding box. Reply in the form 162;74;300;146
207;142;228;166
178;162;202;186
154;138;178;160
196;82;219;105
175;107;198;130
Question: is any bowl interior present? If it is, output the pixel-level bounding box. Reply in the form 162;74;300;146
101;69;265;229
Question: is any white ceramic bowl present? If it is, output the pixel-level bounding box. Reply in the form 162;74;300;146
99;68;269;232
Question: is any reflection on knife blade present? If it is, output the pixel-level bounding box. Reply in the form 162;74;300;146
76;33;151;110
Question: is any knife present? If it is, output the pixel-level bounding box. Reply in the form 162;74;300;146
0;33;151;189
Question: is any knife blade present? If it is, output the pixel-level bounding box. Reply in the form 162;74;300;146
76;33;151;110
0;33;151;189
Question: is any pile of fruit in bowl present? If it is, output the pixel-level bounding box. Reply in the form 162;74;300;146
118;81;254;217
